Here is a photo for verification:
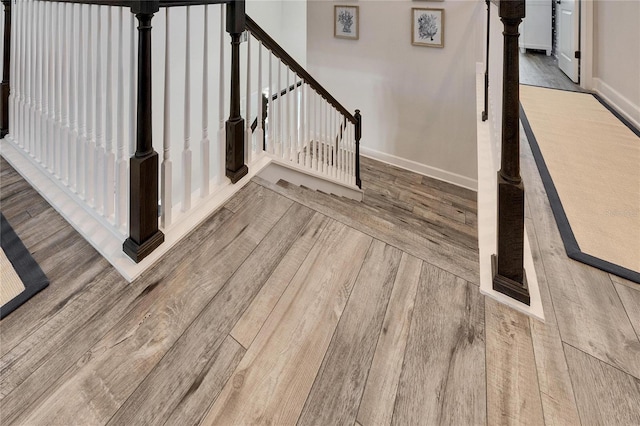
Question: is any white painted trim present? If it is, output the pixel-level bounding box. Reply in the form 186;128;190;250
476;61;485;75
475;74;544;321
360;146;478;192
579;0;594;90
259;160;363;201
2;137;272;283
592;77;640;130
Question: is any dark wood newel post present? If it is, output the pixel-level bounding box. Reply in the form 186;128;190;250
123;0;165;263
492;0;529;305
1;0;11;138
354;110;362;189
225;0;248;183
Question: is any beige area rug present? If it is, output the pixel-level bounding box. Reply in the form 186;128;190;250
1;248;26;305
520;85;640;283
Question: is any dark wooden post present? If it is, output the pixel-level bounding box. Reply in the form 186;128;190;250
1;0;11;138
261;92;267;151
354;109;362;189
123;0;165;263
492;0;529;305
225;0;248;183
482;0;490;122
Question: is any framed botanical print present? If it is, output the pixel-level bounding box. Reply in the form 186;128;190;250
412;8;444;48
335;5;359;40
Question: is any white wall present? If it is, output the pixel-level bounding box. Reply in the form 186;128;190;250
307;0;484;189
592;0;640;126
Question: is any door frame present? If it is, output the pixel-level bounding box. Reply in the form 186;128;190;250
579;0;594;90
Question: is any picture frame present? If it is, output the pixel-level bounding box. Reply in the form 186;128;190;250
334;5;359;40
412;8;444;48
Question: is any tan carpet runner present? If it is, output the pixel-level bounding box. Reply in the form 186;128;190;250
520;85;639;281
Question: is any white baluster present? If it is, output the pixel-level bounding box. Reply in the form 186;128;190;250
68;3;78;190
94;5;104;212
285;67;290;161
182;6;192;212
76;4;86;198
60;3;69;184
303;84;309;167
161;8;172;227
292;77;298;163
24;0;32;155
201;4;210;198
245;34;252;164
33;0;42;161
18;0;26;147
104;8;115;218
85;5;95;205
312;90;318;171
255;41;264;155
55;2;63;177
332;108;337;178
116;7;128;230
277;61;282;158
298;81;309;167
47;1;56;170
217;4;225;184
8;0;15;139
10;0;20;143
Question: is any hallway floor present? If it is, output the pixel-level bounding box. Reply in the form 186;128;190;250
0;144;639;424
520;49;585;92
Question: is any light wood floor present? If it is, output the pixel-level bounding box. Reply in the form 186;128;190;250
1;143;639;425
520;49;585;93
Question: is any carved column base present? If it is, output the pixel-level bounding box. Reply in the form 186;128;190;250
226;117;248;183
124;151;164;263
492;254;530;305
124;230;165;263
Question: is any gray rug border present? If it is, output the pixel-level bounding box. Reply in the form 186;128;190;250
0;212;49;320
520;99;640;285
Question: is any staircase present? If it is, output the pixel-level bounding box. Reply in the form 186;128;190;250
254;156;480;285
0;0;362;281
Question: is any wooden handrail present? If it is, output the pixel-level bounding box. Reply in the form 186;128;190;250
246;14;356;124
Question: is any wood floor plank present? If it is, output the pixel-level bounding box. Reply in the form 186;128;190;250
614;281;640;339
392;263;485;426
222;181;262;213
230;213;330;348
564;343;640;425
526;218;581;426
520;137;640;379
0;207;237;425
298;241;402;425
253;177;480;284
356;253;422;426
200;221;372;426
108;203;317;425
163;336;245;426
0;266;123;399
0;227;105;358
13;188;293;426
610;273;640;292
485;298;544;426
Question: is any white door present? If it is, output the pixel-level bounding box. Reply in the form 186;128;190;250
557;0;580;82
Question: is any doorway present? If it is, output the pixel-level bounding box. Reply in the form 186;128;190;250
519;0;583;92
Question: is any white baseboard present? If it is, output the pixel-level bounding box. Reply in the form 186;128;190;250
593;78;640;130
359;146;478;191
258;159;363;201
